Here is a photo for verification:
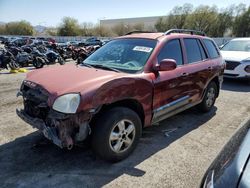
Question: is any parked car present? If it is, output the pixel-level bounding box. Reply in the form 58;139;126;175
200;118;250;188
16;29;224;162
82;37;102;46
220;38;250;79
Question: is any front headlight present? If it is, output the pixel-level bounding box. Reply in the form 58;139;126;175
52;93;80;113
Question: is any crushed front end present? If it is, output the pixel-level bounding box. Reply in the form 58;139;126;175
16;80;92;149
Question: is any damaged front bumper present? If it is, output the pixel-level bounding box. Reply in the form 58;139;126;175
16;109;63;148
16;81;96;149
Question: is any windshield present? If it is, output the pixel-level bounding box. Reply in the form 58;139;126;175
221;40;250;52
83;38;157;73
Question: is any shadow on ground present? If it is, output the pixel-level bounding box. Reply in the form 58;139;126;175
222;78;250;92
0;107;217;187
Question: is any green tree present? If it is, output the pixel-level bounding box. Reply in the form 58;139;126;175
233;5;250;37
5;21;34;35
184;5;218;36
0;25;5;35
57;17;81;36
213;6;234;37
112;23;133;36
155;3;193;32
45;27;57;36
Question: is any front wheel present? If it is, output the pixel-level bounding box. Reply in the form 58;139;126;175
198;82;218;112
91;107;142;162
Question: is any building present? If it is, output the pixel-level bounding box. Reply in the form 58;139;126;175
100;16;166;30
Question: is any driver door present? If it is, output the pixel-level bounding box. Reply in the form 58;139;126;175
152;39;193;122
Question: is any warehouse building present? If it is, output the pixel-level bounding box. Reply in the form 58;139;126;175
100;16;165;30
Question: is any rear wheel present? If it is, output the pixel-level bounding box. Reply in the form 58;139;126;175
33;57;44;69
91;107;142;162
198;82;218;112
58;56;65;65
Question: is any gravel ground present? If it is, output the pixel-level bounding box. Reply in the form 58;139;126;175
0;63;249;188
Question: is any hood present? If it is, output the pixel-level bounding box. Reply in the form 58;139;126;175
26;64;126;96
221;50;250;62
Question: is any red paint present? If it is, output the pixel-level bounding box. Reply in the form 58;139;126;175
24;33;223;127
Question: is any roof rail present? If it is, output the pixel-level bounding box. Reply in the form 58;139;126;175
125;31;155;35
165;29;206;36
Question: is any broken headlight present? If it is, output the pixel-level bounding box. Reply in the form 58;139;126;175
52;93;80;114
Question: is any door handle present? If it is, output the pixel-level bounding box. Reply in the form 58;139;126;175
208;66;213;71
181;72;189;76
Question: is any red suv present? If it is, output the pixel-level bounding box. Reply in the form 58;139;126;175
17;29;224;161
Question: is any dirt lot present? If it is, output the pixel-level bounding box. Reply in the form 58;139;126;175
0;63;249;188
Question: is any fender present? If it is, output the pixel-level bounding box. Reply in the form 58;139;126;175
81;77;154;127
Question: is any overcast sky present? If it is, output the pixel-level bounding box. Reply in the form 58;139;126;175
0;0;249;26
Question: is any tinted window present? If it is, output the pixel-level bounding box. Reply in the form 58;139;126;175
197;40;207;59
184;38;202;63
158;39;183;66
203;39;220;58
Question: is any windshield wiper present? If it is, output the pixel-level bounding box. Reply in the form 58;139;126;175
81;63;94;68
89;64;121;73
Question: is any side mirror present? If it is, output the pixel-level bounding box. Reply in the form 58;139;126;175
155;59;177;71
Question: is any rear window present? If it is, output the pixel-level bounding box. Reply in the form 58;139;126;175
203;39;220;58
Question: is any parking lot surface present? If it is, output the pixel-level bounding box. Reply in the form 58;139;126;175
0;63;249;188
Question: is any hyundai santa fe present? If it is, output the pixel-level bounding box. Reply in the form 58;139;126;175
17;29;224;161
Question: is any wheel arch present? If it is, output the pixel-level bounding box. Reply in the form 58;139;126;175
210;76;220;98
93;99;145;128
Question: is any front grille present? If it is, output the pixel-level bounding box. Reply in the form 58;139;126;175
21;82;49;119
225;61;240;70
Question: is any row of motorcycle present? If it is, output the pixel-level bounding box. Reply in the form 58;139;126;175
0;39;102;70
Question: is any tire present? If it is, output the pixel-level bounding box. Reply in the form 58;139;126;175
33;57;44;69
198;82;218;112
91;107;142;162
58;57;65;65
8;60;19;70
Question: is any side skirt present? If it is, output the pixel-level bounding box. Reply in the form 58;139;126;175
152;98;201;124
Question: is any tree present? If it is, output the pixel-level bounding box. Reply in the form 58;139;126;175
0;25;5;35
213;6;234;37
57;17;81;36
92;25;112;37
233;5;250;37
45;27;57;36
155;3;193;32
4;21;34;35
155;17;167;32
184;5;218;36
133;23;145;31
112;23;133;36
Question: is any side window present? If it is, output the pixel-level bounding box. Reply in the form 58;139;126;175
158;39;183;66
183;38;202;63
197;39;207;60
203;39;220;58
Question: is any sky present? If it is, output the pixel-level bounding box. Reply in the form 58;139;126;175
0;0;249;26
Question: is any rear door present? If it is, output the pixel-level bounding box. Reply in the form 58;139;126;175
181;38;214;102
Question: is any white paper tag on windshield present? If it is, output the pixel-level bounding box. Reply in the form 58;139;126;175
133;46;152;53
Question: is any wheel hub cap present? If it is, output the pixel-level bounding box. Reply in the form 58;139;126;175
109;119;135;153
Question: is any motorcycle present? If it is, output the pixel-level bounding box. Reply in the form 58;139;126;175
0;50;19;70
31;48;65;69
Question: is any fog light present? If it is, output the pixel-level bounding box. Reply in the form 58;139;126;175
244;65;250;73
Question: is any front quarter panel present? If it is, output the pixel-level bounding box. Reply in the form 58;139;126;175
79;74;154;126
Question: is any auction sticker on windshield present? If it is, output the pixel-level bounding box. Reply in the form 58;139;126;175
133;46;153;53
